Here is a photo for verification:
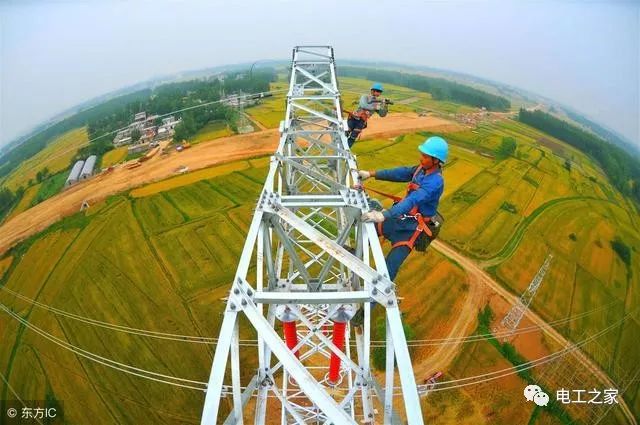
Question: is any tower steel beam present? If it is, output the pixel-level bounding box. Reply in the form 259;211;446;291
200;46;424;424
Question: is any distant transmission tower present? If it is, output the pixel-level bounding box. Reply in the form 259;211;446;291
497;254;553;340
200;46;423;424
236;90;254;134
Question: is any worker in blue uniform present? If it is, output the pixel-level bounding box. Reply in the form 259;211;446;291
345;83;390;148
359;136;448;281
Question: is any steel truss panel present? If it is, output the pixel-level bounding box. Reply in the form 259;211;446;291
201;46;424;424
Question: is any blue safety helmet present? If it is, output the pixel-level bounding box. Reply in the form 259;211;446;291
371;83;384;92
418;136;449;163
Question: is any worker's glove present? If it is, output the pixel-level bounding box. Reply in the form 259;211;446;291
357;170;372;180
361;211;385;223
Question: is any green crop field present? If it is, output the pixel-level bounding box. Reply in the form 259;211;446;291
2;127;89;191
190;120;233;144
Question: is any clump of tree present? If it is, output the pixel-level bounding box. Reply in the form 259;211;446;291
172;104;237;143
475;303;574;422
610;237;631;266
569;233;577;241
563;159;572;171
519;109;640;205
0;187;22;221
130;128;141;143
496;136;517;160
452;191;478;203
87;70;274;145
72;139;112;164
501;202;517;213
338;67;511;111
35;167;50;183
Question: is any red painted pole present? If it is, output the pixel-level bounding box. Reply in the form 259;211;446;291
283;321;299;358
328;321;347;384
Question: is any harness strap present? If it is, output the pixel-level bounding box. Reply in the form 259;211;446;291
366;163;440;251
346;109;371;122
361;185;403;202
390;214;433;250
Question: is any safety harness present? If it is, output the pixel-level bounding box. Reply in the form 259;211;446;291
364;165;439;251
343;96;386;122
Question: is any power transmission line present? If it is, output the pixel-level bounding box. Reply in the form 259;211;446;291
0;285;621;348
1;301;632;403
15;88;289;164
0;303;207;391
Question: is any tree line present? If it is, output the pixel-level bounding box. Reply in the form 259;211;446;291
337;66;511;111
518;109;640;205
0;69;275;220
1;69;275;182
83;69;275;154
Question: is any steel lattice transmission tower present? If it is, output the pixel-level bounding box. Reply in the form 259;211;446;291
200;46;424;424
498;254;553;339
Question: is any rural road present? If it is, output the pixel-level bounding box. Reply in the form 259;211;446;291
411;258;487;380
431;240;637;425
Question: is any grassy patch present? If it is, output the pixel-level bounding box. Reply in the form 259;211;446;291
30;172;67;206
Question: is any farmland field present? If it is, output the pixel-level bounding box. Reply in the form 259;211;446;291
2;127;89;191
100;146;128;168
0;75;638;423
130;160;251;197
0;137;483;423
0;256;12;280
5;184;41;221
190;120;233;144
244;81;289;128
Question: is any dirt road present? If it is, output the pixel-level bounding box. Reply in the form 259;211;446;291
430;240;637;425
412;261;488;379
0;113;460;255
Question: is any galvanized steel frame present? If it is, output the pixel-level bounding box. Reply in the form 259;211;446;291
200;46;424;424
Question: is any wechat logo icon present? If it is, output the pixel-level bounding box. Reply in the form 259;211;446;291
524;384;550;407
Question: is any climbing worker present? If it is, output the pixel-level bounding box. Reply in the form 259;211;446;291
345;83;391;148
358;136;448;281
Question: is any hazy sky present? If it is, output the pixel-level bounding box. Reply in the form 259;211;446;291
1;0;638;147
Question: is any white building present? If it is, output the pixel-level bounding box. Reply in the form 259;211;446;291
80;155;97;180
65;160;85;187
